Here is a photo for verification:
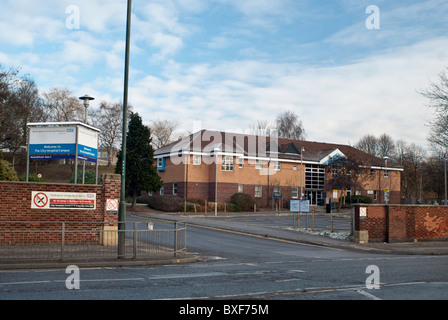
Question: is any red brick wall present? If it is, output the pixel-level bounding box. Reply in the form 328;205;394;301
354;204;448;242
0;174;120;244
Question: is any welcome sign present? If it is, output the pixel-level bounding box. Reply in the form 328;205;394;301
28;122;100;163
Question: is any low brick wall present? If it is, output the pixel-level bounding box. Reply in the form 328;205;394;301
354;204;448;243
0;174;120;244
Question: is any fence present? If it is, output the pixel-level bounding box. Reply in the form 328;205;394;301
292;207;352;234
0;221;187;263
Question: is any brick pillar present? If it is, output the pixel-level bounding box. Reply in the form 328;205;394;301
100;173;121;245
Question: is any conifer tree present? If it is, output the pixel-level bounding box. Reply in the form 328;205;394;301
115;113;162;208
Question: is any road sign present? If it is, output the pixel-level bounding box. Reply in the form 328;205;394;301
290;199;310;213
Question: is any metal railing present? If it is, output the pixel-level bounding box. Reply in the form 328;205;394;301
0;221;187;263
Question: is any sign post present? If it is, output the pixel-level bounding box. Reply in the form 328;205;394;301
26;122;100;184
290;199;310;228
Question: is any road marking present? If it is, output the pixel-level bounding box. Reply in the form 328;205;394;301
148;272;225;280
0;280;51;286
357;289;382;300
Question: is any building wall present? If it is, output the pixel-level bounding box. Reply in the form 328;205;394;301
354;204;448;242
156;154;401;206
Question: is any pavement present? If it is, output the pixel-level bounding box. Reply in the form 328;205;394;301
130;208;448;256
1;207;447;269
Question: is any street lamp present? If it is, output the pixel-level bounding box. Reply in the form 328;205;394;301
78;94;94;124
213;147;221;216
300;147;305;199
78;94;94;185
383;156;389;204
118;0;133;258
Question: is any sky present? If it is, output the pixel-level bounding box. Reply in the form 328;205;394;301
1;0;448;151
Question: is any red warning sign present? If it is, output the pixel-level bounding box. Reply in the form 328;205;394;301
33;192;48;208
31;191;96;209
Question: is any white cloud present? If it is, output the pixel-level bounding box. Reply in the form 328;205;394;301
129;37;448;150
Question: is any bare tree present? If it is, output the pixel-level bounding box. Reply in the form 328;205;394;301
42;87;84;122
377;133;396;158
0;67;45;166
276;110;305;140
90;101;132;166
149;119;180;148
420;67;448;149
249;120;273;137
354;134;378;156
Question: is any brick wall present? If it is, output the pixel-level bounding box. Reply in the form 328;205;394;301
0;174;120;244
354;204;448;243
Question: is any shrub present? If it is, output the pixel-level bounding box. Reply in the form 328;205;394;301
141;195;183;212
70;170;97;184
345;195;372;204
230;193;256;212
19;173;45;182
0;159;18;181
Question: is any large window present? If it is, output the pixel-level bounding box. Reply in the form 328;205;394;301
305;164;325;190
222;156;234;171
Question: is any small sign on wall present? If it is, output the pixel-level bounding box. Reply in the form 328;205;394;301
31;191;96;209
360;207;367;217
106;199;119;214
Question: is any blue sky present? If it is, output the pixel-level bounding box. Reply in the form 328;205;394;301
1;0;448;150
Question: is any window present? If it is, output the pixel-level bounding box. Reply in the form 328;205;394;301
157;157;166;171
238;184;243;193
306;164;325;190
374;190;377;200
172;183;178;195
239;157;244;168
291;187;299;199
222;156;234;171
273;161;281;171
255;160;262;169
273;186;281;195
384;169;389;177
193;155;201;165
293;165;297;171
255;185;262;198
160;185;164;195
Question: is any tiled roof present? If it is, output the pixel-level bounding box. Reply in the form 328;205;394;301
155;130;401;169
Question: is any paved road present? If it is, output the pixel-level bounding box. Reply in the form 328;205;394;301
1;213;447;302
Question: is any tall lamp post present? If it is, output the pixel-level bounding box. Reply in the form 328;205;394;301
79;94;94;124
118;0;132;258
300;147;305;199
383;156;389;204
78;94;94;185
213;147;220;216
444;152;447;206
